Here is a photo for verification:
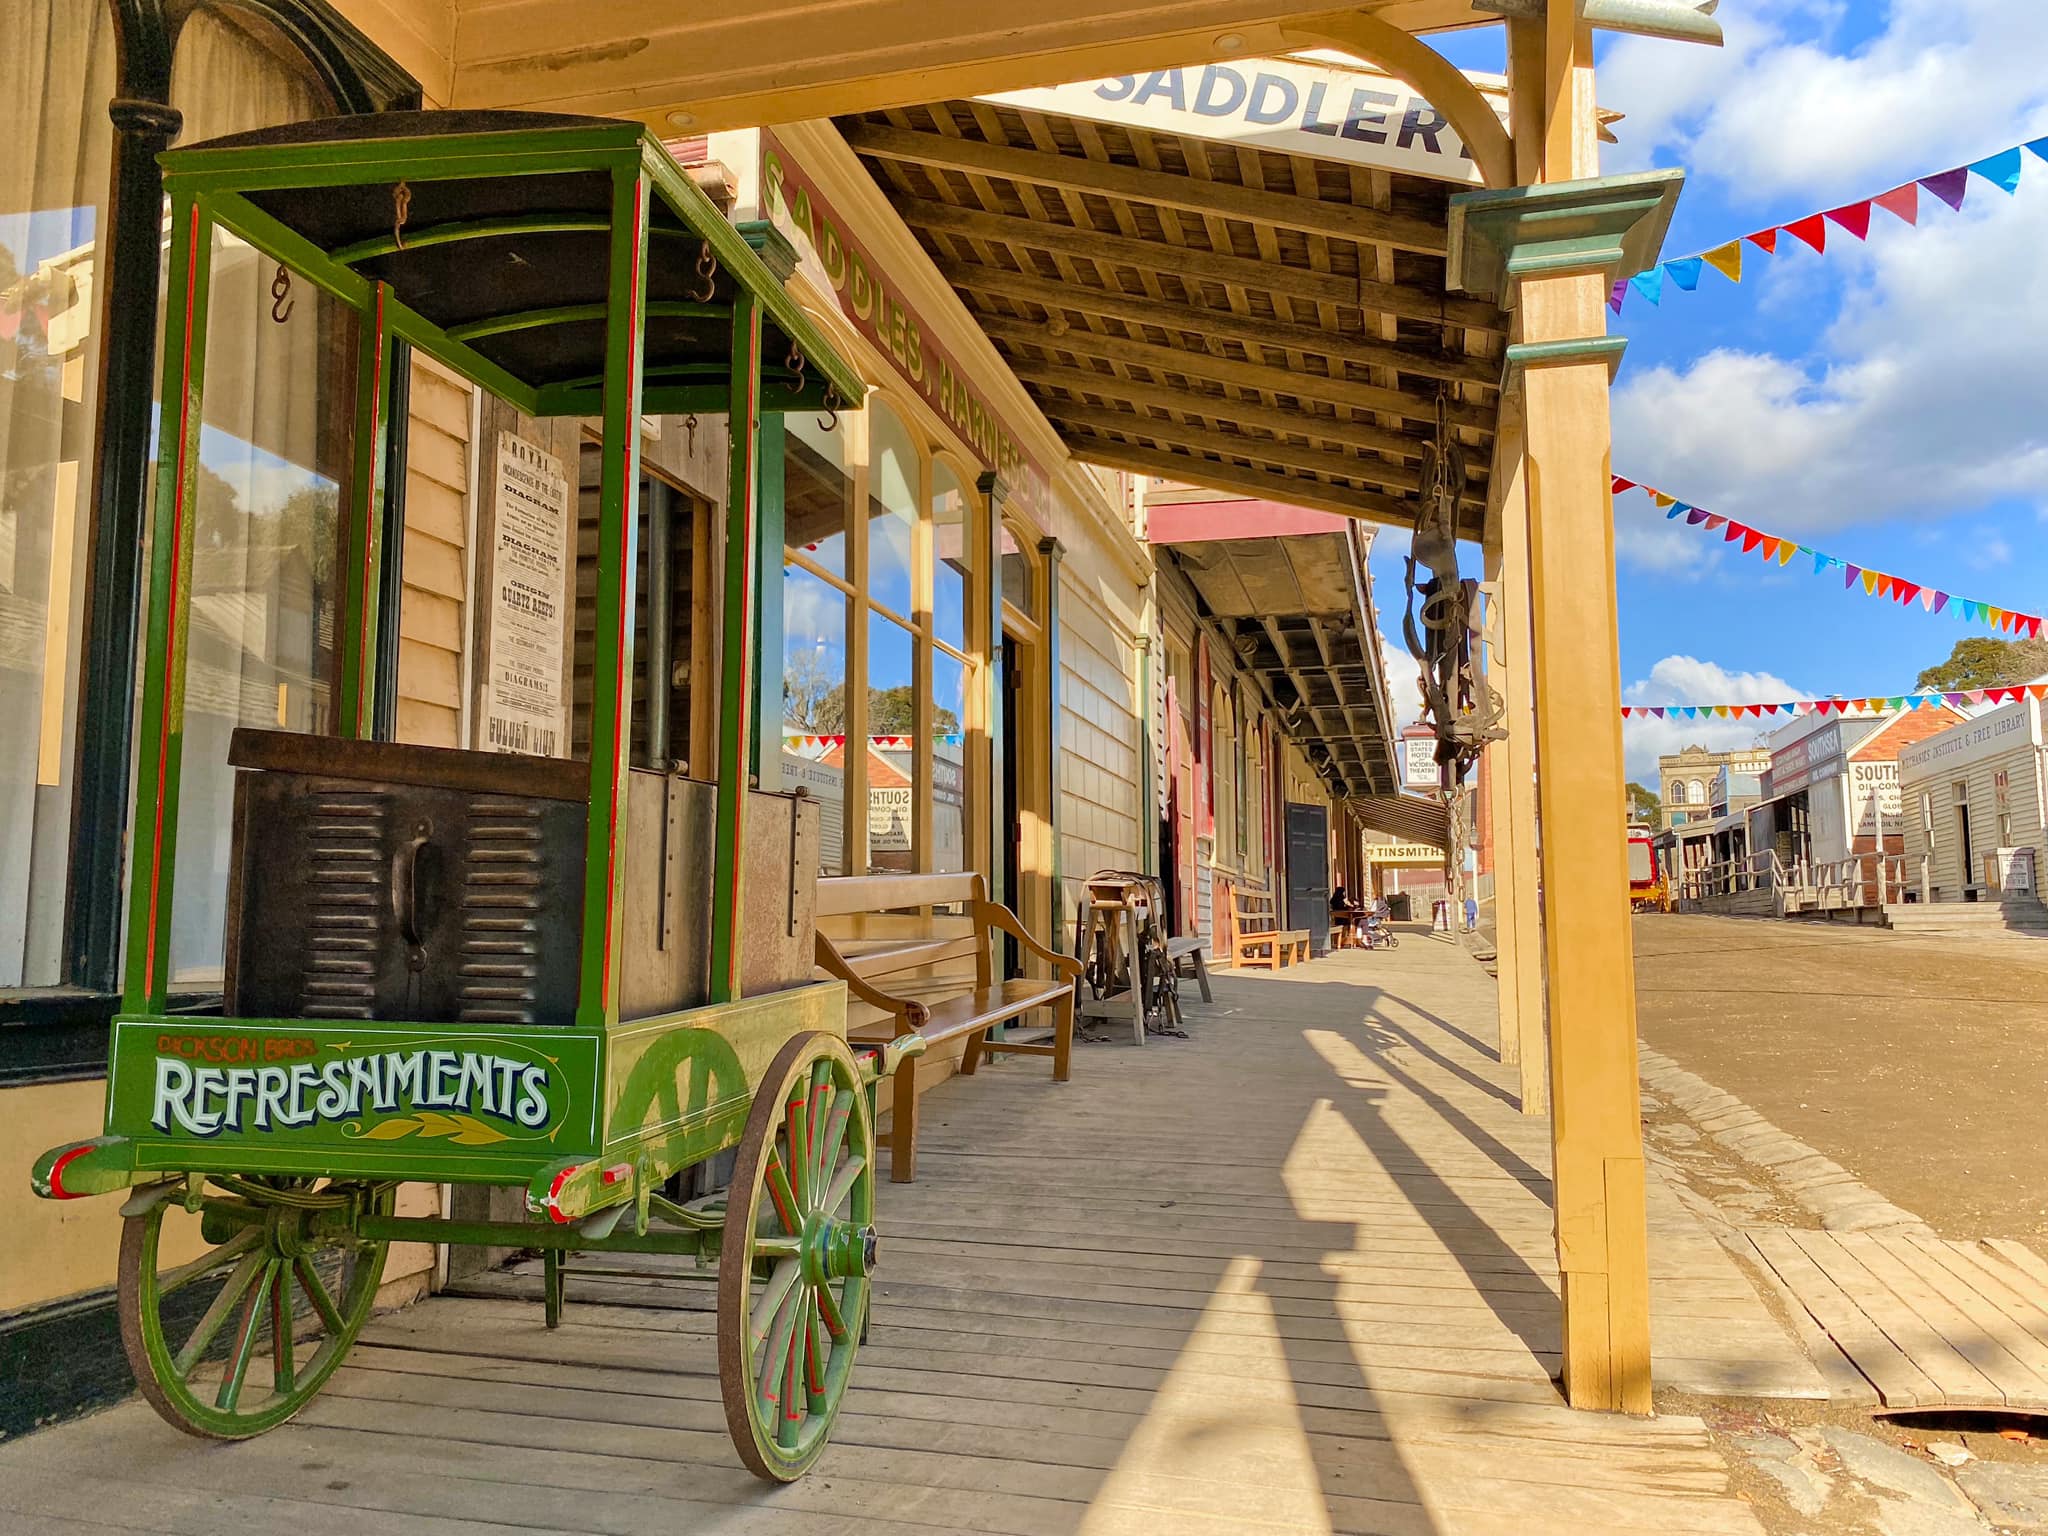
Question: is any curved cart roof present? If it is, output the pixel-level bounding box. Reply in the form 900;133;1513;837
161;110;865;418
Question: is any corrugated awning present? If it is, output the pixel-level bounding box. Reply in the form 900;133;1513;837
1347;793;1449;849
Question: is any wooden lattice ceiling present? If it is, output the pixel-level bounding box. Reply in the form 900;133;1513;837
837;96;1507;538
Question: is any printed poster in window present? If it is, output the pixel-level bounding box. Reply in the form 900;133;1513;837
485;433;571;757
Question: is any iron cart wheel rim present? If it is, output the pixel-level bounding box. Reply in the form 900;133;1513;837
717;1031;877;1481
118;1176;392;1439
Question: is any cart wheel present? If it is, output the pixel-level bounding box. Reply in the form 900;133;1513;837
118;1177;392;1440
718;1032;876;1482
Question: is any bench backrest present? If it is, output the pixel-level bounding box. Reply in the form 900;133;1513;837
815;872;993;989
1233;886;1279;935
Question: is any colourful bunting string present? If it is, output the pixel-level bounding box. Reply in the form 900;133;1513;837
1611;138;2046;315
1620;685;2048;721
1613;476;2045;640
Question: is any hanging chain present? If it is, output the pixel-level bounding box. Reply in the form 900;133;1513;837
392;179;413;250
269;263;294;324
693;240;719;303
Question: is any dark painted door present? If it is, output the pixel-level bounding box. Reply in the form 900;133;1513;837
1284;801;1330;957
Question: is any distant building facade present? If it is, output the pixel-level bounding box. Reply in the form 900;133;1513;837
1659;743;1769;827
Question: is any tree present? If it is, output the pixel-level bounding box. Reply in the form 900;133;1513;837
1917;635;2048;692
864;684;958;736
1625;781;1662;831
782;648;843;730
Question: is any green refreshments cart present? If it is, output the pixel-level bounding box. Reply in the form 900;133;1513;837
30;110;917;1482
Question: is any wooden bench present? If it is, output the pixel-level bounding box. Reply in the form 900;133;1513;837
1228;886;1309;970
814;872;1082;1182
1164;934;1213;1002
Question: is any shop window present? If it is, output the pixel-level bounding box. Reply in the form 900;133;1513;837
867;609;916;873
866;400;916;621
782;408;857;875
785;408;848;578
0;0;117;986
931;646;967;874
781;564;848;875
569;452;703;773
1000;520;1034;618
155;19;346;988
931;459;968;654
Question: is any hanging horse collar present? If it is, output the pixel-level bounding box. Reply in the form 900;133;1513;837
1403;391;1505;787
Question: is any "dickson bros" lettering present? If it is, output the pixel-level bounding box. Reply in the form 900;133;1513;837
150;1047;553;1137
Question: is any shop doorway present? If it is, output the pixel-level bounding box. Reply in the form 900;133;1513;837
1284;801;1331;958
1000;635;1023;975
1955;783;1975;898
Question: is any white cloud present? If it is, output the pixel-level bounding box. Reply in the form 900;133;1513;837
1619;655;1799;779
1601;0;2048;199
1380;631;1426;728
1612;182;2048;542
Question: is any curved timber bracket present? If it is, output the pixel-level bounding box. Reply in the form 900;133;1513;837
1277;12;1515;191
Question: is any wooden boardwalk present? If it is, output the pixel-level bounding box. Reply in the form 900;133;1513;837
1745;1228;2048;1412
0;938;1784;1535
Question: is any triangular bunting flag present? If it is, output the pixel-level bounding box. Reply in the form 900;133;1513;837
2028;616;2044;639
1703;241;1743;282
1724;521;1746;543
2030;139;2048;164
1824;200;1873;240
1631;267;1665;305
1761;536;1781;561
1845;564;1862;589
1860;568;1881;595
1922;167;1969;211
1931;592;1949;615
1651;490;1677;508
1742;529;1764;553
1703;515;1726;531
1686;507;1710;526
1813;550;1830;575
1778;541;1797;567
1665;256;1704;291
1652;707;1667;718
2033;685;2048;702
1785;214;1827;253
1873;183;1919;226
1611;476;1636;493
1745;227;1780;255
1667;503;1691;520
1894;580;1920;605
1947;693;1969;707
1609;279;1628;315
1921;589;1938;612
1969;147;2024;195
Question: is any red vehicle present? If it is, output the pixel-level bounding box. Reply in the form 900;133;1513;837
1628;826;1673;913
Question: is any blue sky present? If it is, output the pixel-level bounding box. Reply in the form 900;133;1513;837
1369;0;2048;779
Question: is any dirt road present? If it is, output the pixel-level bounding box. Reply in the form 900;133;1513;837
1633;913;2048;1245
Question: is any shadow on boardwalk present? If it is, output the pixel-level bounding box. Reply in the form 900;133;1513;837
0;940;1767;1536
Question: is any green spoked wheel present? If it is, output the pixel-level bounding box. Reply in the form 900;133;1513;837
718;1032;877;1481
118;1177;393;1439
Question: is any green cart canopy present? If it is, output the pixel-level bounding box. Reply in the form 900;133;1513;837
161;109;864;417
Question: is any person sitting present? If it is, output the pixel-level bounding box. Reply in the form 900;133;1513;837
1330;885;1361;947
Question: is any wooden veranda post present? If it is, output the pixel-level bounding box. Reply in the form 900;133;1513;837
1482;408;1547;1114
1449;15;1683;1410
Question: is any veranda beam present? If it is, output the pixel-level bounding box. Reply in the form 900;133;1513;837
841;121;1449;255
978;315;1495;435
1045;403;1421;511
940;261;1498;390
892;198;1508;332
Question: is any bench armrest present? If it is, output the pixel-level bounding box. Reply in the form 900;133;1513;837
977;901;1085;979
859;1033;929;1085
813;933;929;1028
